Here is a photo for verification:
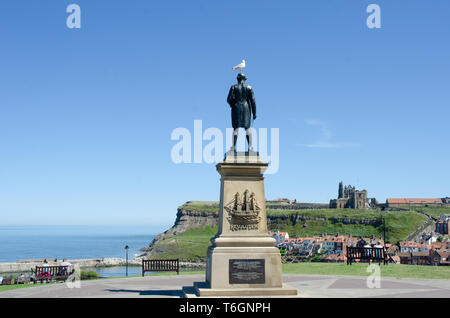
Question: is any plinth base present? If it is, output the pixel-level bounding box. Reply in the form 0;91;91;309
183;282;299;298
206;243;285;287
182;154;299;298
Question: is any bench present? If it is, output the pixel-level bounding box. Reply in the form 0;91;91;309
142;259;179;276
33;266;73;283
346;246;387;265
0;278;12;285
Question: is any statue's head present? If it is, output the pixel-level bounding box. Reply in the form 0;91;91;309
237;72;247;82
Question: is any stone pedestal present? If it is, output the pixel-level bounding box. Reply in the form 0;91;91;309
192;152;297;297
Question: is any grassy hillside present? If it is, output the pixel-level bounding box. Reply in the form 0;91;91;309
148;226;218;260
411;206;450;219
268;210;427;243
267;208;382;218
180;202;427;243
179;202;219;213
149;204;428;261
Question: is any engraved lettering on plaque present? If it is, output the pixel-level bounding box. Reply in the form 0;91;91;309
229;259;265;284
224;190;261;231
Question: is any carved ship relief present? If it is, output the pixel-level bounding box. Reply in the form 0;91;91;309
224;190;261;231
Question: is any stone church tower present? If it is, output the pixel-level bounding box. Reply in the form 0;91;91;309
330;182;368;209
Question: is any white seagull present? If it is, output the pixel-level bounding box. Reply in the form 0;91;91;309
232;59;246;71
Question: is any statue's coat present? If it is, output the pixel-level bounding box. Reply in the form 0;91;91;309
227;83;256;129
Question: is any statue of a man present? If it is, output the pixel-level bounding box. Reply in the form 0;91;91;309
227;72;256;152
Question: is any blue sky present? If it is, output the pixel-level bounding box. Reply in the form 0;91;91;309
0;1;449;227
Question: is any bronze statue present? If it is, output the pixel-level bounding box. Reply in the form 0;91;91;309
227;72;256;152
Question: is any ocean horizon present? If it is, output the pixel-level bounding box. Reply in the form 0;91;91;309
0;225;160;263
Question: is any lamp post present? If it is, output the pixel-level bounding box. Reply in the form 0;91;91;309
125;245;129;277
381;209;387;244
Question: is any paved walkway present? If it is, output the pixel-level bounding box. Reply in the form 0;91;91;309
1;274;449;298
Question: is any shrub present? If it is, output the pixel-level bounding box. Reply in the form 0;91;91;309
310;254;322;262
80;270;101;280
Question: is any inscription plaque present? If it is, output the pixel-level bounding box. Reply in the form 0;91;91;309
229;259;265;284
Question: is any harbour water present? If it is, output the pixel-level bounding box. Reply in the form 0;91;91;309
0;225;160;277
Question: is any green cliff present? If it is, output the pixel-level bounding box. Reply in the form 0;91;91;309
141;201;430;261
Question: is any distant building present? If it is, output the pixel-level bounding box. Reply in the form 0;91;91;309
387;255;401;264
386;198;443;208
430;249;450;266
272;231;289;245
329;181;369;209
399;241;430;253
398;252;431;265
323;254;346;263
436;220;449;235
431;241;450;251
267;198;297;204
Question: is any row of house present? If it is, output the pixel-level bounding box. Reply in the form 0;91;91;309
395;240;450;266
270;231;449;266
269;231;384;263
386;198;450;208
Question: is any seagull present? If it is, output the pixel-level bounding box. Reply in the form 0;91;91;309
232;59;246;71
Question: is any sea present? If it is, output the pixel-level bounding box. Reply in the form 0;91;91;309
0;225;159;277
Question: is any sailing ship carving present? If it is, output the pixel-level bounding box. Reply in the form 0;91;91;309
224;189;261;231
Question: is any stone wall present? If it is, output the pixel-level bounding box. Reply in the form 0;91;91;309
405;218;436;242
0;258;141;274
